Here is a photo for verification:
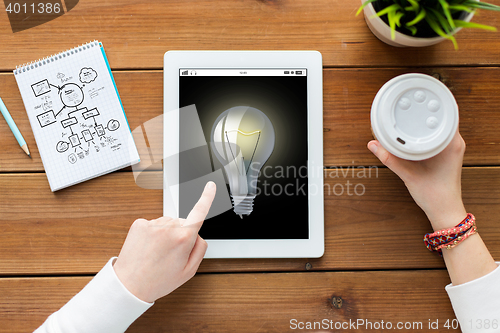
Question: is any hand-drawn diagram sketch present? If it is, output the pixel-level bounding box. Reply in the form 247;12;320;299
29;66;123;164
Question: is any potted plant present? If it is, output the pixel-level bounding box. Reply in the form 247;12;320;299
357;0;500;49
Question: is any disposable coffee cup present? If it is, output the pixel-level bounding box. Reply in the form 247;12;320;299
371;73;459;161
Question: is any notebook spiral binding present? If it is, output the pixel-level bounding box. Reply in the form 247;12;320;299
14;40;100;75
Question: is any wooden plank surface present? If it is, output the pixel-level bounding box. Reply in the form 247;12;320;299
1;167;499;275
0;270;459;332
1;0;500;70
2;67;500;171
1;1;497;331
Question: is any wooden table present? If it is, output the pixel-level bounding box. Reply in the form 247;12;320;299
1;1;500;332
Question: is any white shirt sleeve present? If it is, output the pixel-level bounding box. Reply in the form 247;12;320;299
446;262;500;333
34;257;154;333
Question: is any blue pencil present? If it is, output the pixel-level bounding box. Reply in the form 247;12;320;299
0;97;30;157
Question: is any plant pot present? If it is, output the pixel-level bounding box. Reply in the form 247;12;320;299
361;0;476;47
370;73;458;160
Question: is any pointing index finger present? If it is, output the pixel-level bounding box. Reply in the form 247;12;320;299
184;181;216;229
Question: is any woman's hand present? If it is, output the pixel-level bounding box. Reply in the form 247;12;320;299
368;132;497;285
113;181;216;303
368;131;467;231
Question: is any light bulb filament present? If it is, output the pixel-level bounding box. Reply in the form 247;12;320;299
224;130;262;175
226;129;261;136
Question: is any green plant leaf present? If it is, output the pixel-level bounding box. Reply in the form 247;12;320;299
438;0;456;29
428;8;453;35
448;5;473;13
406;8;426;26
426;15;458;50
356;0;377;17
387;9;406;40
463;1;500;12
405;24;418;35
370;4;402;19
395;11;404;27
406;0;419;11
454;19;498;31
388;10;397;39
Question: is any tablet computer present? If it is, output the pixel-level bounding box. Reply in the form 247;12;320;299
163;51;324;258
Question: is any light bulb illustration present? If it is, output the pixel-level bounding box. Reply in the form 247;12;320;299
211;106;275;218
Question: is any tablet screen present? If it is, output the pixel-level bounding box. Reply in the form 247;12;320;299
179;69;308;240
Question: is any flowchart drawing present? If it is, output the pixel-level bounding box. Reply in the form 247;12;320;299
107;119;120;131
83;108;99;120
31;79;51;97
28;66;123;164
59;83;84;108
37;110;56;127
95;124;105;136
79;68;97;83
68;153;77;164
69;134;80;147
61;117;78;128
56;141;69;153
82;129;93;142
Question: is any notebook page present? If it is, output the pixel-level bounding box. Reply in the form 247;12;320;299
14;41;140;191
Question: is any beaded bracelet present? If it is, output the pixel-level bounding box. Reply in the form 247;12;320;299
423;213;476;253
433;226;477;252
423;213;475;247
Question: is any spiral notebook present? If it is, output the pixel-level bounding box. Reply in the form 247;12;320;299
14;41;140;191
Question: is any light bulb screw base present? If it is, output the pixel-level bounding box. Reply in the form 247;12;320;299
231;195;256;218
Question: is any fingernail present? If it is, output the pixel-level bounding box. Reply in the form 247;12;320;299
206;181;215;190
367;142;378;154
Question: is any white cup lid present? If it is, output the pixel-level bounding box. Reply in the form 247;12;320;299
371;73;459;160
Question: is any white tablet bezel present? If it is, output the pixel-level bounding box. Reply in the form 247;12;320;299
164;51;324;258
